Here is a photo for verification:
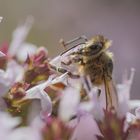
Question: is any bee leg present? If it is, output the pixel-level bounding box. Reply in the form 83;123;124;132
61;61;80;78
67;73;80;79
81;76;91;92
50;64;68;73
50;64;79;79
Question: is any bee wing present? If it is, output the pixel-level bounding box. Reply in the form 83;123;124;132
103;77;118;110
108;80;118;109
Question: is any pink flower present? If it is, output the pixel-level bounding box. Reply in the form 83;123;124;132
24;47;52;85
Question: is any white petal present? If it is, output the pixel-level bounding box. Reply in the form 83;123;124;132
129;100;140;109
25;78;53;116
59;87;80;121
9;127;42;140
117;68;135;117
0;61;24;97
0;60;24;86
16;42;37;62
9;16;34;56
0;111;21;131
126;112;136;123
135;107;140;119
71;114;101;140
78;102;93;113
124;112;136;131
95;86;106;110
50;55;62;67
77;87;104;121
0;70;7;85
117;68;135;101
0;112;21;140
0;83;10;98
89;87;104;121
51;72;69;85
40;90;52;115
6;60;24;83
30;116;44;130
117;99;129;118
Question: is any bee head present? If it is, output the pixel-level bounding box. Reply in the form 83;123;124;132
83;35;112;56
92;35;112;49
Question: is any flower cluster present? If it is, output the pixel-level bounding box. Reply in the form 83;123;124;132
0;17;140;140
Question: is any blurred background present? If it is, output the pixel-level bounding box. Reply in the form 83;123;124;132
0;0;140;98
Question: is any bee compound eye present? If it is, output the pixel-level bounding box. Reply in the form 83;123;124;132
90;44;99;50
93;44;99;49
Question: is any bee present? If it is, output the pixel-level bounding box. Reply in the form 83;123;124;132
50;35;118;110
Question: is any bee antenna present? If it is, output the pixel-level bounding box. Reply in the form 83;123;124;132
60;35;88;48
65;35;88;46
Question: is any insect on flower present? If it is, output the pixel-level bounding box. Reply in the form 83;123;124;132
50;35;118;110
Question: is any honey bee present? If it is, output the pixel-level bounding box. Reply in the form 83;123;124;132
50;35;118;110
